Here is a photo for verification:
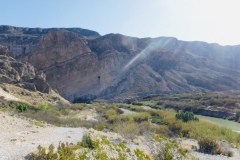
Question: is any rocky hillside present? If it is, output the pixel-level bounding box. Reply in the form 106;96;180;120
0;45;68;105
0;25;240;102
0;45;50;93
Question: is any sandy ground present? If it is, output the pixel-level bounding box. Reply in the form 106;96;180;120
179;139;240;160
0;111;86;160
190;151;240;160
119;108;136;115
0;88;20;101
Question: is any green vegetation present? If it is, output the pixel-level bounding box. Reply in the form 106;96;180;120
36;102;48;110
26;142;75;160
132;90;240;121
81;134;93;149
2;100;238;146
176;110;199;122
134;148;151;160
0;101;29;112
2;92;240;158
26;135;152;160
154;134;186;159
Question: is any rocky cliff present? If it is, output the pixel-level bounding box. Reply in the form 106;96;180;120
0;44;70;105
0;45;50;93
0;25;100;57
1;25;240;102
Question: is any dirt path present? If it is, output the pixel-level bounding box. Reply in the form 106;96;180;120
0;111;86;160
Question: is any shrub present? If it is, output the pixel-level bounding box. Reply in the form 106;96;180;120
16;103;28;112
113;121;140;139
57;142;76;159
132;112;151;123
106;108;117;118
134;148;151;160
226;151;233;157
108;112;150;124
36;102;48;110
94;124;105;131
151;117;163;124
25;144;58;160
8;101;28;112
198;138;222;155
81;134;93;149
154;135;186;160
175;110;199;122
61;108;71;115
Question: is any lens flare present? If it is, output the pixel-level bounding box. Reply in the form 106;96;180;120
123;38;174;71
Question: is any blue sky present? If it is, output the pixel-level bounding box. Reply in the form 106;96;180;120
1;0;240;45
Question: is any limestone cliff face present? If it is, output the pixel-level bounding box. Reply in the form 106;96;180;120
18;31;240;102
0;45;51;93
0;25;100;57
19;29;91;70
19;31;130;101
1;26;240;102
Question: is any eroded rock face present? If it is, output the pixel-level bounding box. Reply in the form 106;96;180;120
19;29;91;70
0;25;100;57
1;26;240;102
0;45;51;93
0;46;14;57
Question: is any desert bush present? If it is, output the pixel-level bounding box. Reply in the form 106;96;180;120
198;138;222;155
105;108;117;118
108;112;150;124
132;112;151;123
175;110;199;122
113;121;140;139
26;142;76;160
151;117;163;124
175;119;240;144
57;142;76;159
154;134;186;160
16;103;28;112
36;102;48;110
60;108;71;115
226;151;233;157
81;134;93;149
6;101;29;112
94;124;105;131
134;148;152;160
25;144;58;160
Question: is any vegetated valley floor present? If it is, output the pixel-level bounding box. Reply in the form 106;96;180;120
1;97;240;159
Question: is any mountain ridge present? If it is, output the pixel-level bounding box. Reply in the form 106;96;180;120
0;25;240;102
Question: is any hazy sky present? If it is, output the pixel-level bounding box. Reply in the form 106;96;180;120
1;0;240;45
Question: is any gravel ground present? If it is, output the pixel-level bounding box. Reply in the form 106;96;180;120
0;111;86;160
180;139;240;160
190;151;240;160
